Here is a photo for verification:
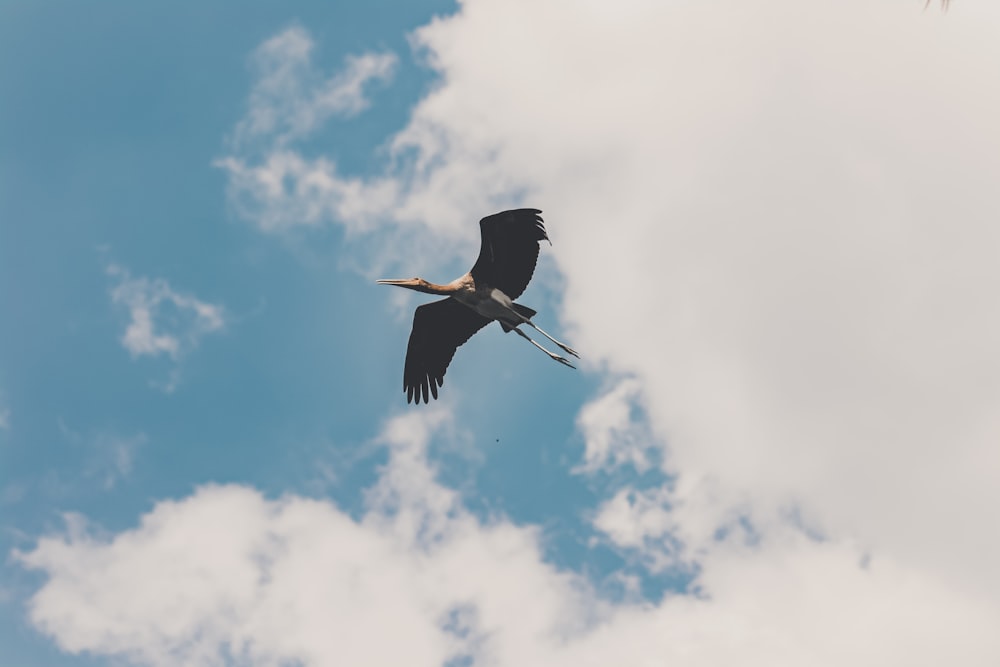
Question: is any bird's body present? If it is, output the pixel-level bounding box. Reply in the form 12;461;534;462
378;208;578;404
453;279;522;326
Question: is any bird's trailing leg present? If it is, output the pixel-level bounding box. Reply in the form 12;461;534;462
512;327;576;368
523;321;579;358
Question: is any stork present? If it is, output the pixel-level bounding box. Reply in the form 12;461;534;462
378;208;578;404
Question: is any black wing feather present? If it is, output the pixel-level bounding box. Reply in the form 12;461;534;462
469;208;549;300
403;298;491;404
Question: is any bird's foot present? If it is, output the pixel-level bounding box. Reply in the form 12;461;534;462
558;343;580;358
552;354;576;369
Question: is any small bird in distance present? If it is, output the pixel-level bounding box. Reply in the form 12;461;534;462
378;208;578;404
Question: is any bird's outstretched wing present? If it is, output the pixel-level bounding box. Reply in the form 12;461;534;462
403;298;491;404
470;208;549;300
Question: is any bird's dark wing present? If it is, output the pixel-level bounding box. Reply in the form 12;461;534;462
403;298;491;404
469;208;549;300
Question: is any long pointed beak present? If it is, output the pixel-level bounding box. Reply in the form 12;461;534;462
376;279;411;286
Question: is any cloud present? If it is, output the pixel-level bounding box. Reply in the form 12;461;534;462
108;265;224;362
56;419;147;491
216;150;401;232
15;411;1000;666
89;431;145;490
493;0;1000;603
574;379;653;474
591;486;679;566
216;22;532;247
0;407;9;430
14;412;593;667
234;26;396;146
217;0;1000;595
216;26;399;233
190;1;1000;662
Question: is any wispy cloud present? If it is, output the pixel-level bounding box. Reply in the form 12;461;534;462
574;379;654;474
107;264;224;361
90;431;145;490
216;23;519;247
0;407;9;431
216;150;400;232
57;419;146;491
216;26;399;233
234;26;396;147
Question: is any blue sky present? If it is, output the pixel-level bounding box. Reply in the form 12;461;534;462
3;1;1000;665
0;3;650;663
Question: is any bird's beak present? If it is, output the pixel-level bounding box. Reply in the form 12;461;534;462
376;278;416;286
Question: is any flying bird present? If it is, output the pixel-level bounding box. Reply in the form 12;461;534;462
378;208;579;404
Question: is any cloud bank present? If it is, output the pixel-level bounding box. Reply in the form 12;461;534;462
17;413;1000;666
219;0;1000;601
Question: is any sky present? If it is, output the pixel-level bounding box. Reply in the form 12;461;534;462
2;0;1000;665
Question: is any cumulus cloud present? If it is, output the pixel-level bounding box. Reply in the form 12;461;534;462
15;411;1000;666
506;0;1000;604
215;0;1000;601
108;265;224;361
15;412;594;667
75;0;999;663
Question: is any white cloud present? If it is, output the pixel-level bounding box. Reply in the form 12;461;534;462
592;486;675;551
186;1;1000;662
15;413;594;667
216;26;399;233
15;412;1000;666
574;379;652;474
108;265;224;362
216;150;400;232
500;0;1000;605
234;26;396;146
219;0;1000;591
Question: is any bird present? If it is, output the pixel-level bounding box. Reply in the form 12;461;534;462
377;208;579;404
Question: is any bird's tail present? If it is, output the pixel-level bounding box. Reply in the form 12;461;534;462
500;303;537;332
